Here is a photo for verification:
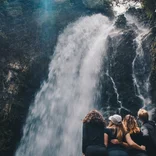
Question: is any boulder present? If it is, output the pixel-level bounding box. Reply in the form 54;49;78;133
115;14;127;29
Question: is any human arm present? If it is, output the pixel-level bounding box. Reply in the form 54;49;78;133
111;139;129;148
104;128;112;147
82;124;88;154
104;133;108;147
121;141;129;148
125;133;145;150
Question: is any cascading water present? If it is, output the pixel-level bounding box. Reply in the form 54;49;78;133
105;70;131;113
15;0;153;154
128;17;151;108
99;14;151;115
132;31;151;107
15;14;114;156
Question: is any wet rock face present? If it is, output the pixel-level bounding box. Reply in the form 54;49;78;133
115;14;127;29
126;7;150;27
98;24;155;118
98;28;143;116
126;7;156;110
150;29;156;106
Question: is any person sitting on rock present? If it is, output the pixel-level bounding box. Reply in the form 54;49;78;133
138;108;156;156
123;114;148;156
104;114;146;156
82;110;108;156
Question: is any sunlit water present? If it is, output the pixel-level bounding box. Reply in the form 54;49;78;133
15;14;114;156
126;15;151;108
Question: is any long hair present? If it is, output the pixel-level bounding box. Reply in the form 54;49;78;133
107;121;126;142
123;115;140;134
83;110;106;126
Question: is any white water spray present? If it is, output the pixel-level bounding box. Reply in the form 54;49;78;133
127;16;151;108
112;0;141;16
132;32;151;107
15;14;114;156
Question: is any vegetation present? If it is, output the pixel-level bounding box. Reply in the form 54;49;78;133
141;0;156;21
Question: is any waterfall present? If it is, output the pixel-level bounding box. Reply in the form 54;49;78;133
132;31;151;107
128;16;151;108
15;14;114;156
106;70;131;113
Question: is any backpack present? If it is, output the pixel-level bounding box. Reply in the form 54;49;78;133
143;121;156;147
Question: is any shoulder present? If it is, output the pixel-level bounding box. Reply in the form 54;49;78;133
144;121;155;127
104;128;113;136
124;131;129;136
104;128;110;133
83;122;89;129
130;131;142;137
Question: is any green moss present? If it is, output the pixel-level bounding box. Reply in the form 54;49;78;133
142;0;156;19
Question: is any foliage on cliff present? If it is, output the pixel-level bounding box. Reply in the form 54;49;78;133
142;0;156;20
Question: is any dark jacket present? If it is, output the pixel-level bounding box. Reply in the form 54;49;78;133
141;121;156;156
82;122;105;154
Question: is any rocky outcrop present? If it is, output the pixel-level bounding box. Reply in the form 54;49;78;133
98;13;153;116
126;7;156;109
0;3;51;154
126;7;150;27
115;14;127;29
99;28;143;116
150;27;156;106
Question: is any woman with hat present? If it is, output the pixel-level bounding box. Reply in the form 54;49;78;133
104;114;146;156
